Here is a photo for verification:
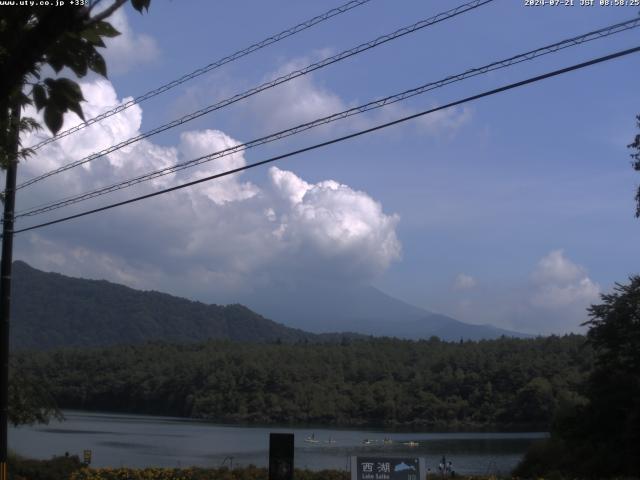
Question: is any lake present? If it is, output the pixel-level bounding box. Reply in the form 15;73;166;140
9;411;546;475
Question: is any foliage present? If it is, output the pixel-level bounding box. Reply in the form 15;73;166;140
1;0;151;428
69;466;416;480
15;335;592;431
630;115;640;217
8;452;84;480
0;0;150;168
515;276;640;478
71;466;271;480
68;466;511;480
8;358;62;426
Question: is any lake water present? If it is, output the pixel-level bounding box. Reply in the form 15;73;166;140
9;411;546;475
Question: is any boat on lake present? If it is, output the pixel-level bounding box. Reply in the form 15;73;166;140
305;433;319;444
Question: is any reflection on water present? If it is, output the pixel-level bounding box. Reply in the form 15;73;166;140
9;411;547;475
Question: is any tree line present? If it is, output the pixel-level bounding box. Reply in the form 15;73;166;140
13;335;591;431
515;276;640;478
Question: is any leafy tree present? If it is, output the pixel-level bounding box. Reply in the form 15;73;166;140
8;359;62;426
13;335;592;430
579;276;640;475
515;277;640;478
0;0;150;166
631;115;640;217
513;377;556;425
1;0;151;427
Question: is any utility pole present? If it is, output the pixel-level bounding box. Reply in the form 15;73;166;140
0;98;21;480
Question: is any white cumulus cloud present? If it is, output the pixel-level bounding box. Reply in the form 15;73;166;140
268;167;401;281
16;78;401;301
531;249;600;309
442;250;601;335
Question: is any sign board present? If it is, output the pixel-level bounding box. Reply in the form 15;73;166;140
268;433;294;480
351;456;424;480
83;449;92;465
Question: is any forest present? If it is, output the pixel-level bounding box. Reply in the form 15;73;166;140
13;334;591;431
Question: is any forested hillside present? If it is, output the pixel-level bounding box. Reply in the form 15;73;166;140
11;261;350;349
15;335;592;430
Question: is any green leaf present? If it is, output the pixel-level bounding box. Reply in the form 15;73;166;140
93;21;120;38
88;51;107;77
66;53;89;78
20;117;42;133
43;105;63;135
66;101;85;122
30;68;41;80
18;91;32;106
131;0;151;13
33;84;47;111
55;78;85;103
81;28;106;47
46;54;65;73
43;78;86;123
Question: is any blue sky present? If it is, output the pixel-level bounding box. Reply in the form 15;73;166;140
15;0;640;335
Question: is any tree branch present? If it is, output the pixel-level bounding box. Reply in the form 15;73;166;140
83;0;128;27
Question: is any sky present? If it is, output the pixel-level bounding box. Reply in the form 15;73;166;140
13;0;640;335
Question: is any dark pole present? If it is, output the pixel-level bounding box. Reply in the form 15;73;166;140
0;98;21;480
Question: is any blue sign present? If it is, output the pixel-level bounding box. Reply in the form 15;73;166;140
351;456;423;480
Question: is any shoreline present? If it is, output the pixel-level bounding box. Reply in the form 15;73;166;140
55;409;552;435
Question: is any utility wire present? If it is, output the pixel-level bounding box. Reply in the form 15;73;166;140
11;45;640;236
16;0;494;191
26;0;373;152
14;17;640;219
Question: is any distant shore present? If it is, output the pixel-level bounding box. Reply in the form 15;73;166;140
58;408;552;434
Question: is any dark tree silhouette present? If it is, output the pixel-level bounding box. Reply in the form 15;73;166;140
0;0;151;429
630;115;640;217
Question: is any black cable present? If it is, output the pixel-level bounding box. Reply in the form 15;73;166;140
16;0;494;190
14;17;640;219
12;45;639;236
26;0;373;151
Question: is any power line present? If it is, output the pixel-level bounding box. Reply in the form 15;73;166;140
12;45;639;236
26;0;373;152
16;0;495;191
14;17;640;219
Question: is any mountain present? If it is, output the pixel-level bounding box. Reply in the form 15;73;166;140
239;282;526;341
10;261;334;350
10;261;525;350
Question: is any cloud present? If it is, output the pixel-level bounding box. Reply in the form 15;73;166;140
416;104;472;137
268;167;401;283
101;8;160;75
443;250;600;335
240;53;349;134
531;249;586;285
16;78;401;301
380;101;473;142
178;130;259;205
453;273;477;290
184;51;472;140
21;79;177;194
530;249;600;309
